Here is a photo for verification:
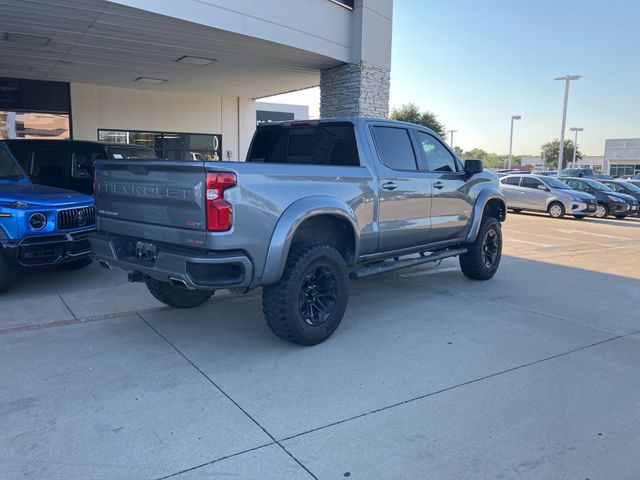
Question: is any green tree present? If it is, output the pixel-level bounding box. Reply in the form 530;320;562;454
453;146;464;156
390;103;446;138
540;139;582;169
461;148;488;160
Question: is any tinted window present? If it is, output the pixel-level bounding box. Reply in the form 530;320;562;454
372;127;417;171
502;176;520;185
31;149;67;187
72;149;106;179
566;180;586;191
0;146;24;179
415;131;457;172
522;177;543;189
248;124;359;166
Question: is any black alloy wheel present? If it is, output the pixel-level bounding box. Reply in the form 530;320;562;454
482;227;500;270
298;264;338;327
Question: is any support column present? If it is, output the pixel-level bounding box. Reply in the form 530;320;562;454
320;0;393;118
320;62;390;118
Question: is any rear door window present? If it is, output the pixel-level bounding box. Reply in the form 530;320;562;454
31;148;68;188
248;123;359;166
371;126;417;171
502;176;521;186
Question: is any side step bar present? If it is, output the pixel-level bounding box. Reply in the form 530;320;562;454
350;247;467;280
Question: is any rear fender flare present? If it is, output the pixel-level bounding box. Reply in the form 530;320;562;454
261;197;360;285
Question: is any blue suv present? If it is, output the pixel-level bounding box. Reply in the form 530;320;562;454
0;142;95;292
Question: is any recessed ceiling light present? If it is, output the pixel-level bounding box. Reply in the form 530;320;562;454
134;77;167;84
176;55;217;66
3;32;50;46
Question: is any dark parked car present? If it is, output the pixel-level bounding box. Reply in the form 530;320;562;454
599;180;640;215
561;177;639;219
4;140;157;195
560;168;600;178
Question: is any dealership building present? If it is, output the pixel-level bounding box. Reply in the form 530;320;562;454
0;0;392;161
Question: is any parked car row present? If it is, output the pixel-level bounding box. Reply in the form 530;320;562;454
500;173;640;219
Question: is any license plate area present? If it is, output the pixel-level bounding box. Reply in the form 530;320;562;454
132;240;157;263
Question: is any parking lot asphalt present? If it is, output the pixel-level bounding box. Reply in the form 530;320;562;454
1;214;639;479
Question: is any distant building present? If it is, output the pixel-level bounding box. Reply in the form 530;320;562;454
520;155;605;173
256;102;310;125
604;139;640;177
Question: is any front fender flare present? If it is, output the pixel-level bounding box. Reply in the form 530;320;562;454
465;188;506;243
261;196;360;285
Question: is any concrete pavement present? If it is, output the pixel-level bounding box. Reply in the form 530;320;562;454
1;214;639;479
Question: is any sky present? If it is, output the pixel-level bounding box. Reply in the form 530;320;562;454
265;0;640;156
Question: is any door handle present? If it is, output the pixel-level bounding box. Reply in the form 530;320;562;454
381;181;397;191
433;181;445;190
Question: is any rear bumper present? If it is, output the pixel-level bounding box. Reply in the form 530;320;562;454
89;232;253;290
2;229;94;267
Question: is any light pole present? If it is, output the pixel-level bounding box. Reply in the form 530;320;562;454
570;127;583;167
554;75;581;177
447;129;457;148
508;115;521;170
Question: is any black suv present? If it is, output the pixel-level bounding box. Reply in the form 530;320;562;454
562;177;639;219
4;140;157;194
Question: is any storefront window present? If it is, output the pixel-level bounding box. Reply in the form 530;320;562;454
0;111;70;139
0;78;71;140
610;164;640;177
98;129;221;161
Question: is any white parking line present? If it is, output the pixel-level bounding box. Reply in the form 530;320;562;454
504;238;553;248
553;228;631;240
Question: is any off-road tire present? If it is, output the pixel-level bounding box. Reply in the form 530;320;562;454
547;202;565;219
459;216;502;281
0;251;16;293
262;244;349;346
146;279;214;308
57;257;93;270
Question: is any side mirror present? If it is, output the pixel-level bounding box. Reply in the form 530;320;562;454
464;159;483;175
537;184;549;191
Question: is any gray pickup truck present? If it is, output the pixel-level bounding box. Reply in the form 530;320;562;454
90;118;506;345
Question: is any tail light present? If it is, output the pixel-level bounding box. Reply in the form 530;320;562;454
206;172;236;231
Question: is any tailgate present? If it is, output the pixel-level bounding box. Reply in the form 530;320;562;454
95;160;206;230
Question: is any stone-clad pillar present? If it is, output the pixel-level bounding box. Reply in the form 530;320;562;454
320;0;393;118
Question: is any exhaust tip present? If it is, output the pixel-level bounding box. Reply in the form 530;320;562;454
98;260;112;270
169;277;192;289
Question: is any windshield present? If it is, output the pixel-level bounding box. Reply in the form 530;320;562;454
0;146;25;180
543;177;571;189
621;181;640;193
585;179;612;192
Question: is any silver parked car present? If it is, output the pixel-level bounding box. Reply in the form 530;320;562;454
500;174;597;218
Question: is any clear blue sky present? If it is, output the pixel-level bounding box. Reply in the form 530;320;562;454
390;0;640;156
267;0;640;156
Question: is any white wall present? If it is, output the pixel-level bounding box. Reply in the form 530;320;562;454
70;83;255;161
110;0;353;63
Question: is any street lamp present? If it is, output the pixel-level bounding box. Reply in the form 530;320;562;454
570;127;583;168
447;129;457;148
554;74;581;177
508;115;521;170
